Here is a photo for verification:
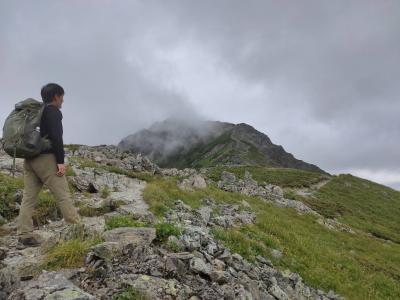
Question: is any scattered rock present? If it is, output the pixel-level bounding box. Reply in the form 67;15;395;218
0;144;344;300
8;271;95;300
0;266;20;299
103;227;156;247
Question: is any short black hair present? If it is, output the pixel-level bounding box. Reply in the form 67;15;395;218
41;83;64;103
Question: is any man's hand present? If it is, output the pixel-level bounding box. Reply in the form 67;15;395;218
56;164;66;177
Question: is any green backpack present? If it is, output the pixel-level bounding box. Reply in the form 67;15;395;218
2;98;52;175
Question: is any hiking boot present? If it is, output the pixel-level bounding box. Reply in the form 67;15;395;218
17;233;42;248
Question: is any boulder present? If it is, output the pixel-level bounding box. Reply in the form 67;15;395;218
189;257;211;276
178;174;207;191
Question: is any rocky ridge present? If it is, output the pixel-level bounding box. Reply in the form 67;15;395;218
0;144;344;300
118;119;326;173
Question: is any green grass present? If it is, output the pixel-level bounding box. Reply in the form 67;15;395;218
155;222;181;243
104;165;156;182
0;172;24;222
33;190;59;225
100;186;111;198
142;175;400;300
105;215;149;230
112;287;150;300
64;144;83;154
65;165;76;177
105;216;181;245
240;140;271;165
78;205;111;217
76;199;125;217
142;177;246;217
214;198;400;300
303;174;400;244
206;165;329;188
158;130;235;168
41;235;103;270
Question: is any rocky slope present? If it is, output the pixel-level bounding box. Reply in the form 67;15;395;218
0;144;344;300
118;118;325;173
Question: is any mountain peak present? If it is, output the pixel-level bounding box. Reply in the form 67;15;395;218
118;119;325;173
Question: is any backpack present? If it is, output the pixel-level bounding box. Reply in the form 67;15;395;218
2;98;52;175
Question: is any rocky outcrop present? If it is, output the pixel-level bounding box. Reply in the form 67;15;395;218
217;170;318;215
67;144;161;174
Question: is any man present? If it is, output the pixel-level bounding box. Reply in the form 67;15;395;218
17;83;80;247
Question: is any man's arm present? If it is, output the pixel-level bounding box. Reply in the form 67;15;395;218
46;108;65;165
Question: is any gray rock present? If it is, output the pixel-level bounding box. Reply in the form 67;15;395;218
210;270;230;284
178;174;207;191
221;171;236;183
190;257;211;275
0;266;20;299
271;249;283;259
269;284;288;300
8;271;95;300
87;242;122;262
0;247;7;260
196;206;212;224
211;204;256;228
45;289;95;300
211;259;226;271
191;174;207;189
164;256;187;277
103;227;156;247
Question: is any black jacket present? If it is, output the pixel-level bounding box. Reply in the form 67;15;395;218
40;104;65;164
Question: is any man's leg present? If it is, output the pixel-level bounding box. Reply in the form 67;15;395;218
17;159;43;234
30;154;80;225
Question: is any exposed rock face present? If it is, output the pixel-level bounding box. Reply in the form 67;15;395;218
118;119;326;173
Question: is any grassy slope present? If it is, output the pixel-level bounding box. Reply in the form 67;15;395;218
159;130;279;169
206;165;330;188
2;155;399;299
143;170;400;300
158;130;235;168
302;174;400;244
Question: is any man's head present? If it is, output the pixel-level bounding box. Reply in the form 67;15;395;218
41;83;64;109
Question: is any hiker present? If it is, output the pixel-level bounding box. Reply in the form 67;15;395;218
16;83;80;246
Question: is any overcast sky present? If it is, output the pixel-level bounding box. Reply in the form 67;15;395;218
1;1;399;190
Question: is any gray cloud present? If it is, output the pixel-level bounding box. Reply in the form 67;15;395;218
0;1;399;189
0;0;203;145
